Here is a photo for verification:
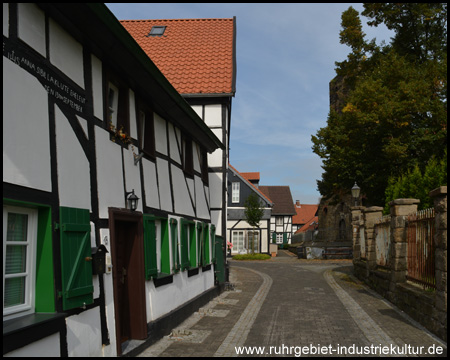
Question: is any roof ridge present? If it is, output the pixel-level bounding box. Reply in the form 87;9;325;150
120;18;233;22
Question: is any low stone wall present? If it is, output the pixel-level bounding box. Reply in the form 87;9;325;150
352;187;447;342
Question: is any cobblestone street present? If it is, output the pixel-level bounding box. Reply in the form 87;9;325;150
137;252;447;357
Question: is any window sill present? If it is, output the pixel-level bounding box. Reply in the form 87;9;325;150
3;312;66;355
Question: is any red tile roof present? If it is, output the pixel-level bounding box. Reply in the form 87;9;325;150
240;172;260;182
120;18;235;95
292;203;319;225
295;215;319;234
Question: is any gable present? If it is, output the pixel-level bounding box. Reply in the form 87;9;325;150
259;186;296;215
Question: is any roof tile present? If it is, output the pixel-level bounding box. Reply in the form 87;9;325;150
120;18;235;95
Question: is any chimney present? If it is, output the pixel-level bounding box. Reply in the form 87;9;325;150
295;200;301;207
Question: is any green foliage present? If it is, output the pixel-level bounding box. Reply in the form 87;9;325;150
244;192;264;227
384;151;447;213
232;254;271;261
312;3;447;206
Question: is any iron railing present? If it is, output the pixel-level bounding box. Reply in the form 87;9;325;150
406;208;436;290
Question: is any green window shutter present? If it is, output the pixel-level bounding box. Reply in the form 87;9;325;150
272;232;276;243
202;223;210;266
180;219;191;271
143;215;158;280
210;224;216;263
160;219;170;275
189;222;197;268
59;206;93;311
196;222;203;267
170;219;180;273
283;233;287;244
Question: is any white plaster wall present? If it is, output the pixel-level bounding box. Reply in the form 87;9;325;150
193;143;201;173
66;307;102;357
209;172;223;209
168;124;181;164
95;127;125;218
3;60;52;192
128;89;137;140
156;158;172;212
17;3;46;57
171;165;195;217
195;176;210;220
4;333;60;357
204;104;222;128
143;159;160;209
123;145;143;212
49;18;84;88
211;210;222;237
208;128;223;167
191;104;202;119
146;269;214;321
55;107;91;210
154;113;167;155
91;55;103;120
99;229;117;357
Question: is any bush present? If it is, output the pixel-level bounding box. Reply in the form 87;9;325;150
232;254;271;261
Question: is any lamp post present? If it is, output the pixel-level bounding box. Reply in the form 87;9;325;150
125;189;139;211
351;182;361;207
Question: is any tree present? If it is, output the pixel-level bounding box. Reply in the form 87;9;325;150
312;3;447;206
244;193;264;254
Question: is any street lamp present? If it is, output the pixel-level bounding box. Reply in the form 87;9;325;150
125;189;139;211
351;182;361;206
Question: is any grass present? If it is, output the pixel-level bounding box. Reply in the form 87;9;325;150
232;253;271;261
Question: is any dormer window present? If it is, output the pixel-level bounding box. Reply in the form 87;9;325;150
148;26;166;37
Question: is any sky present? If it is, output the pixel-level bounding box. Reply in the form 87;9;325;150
106;3;393;205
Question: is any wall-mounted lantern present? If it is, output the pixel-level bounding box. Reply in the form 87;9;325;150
125;189;139;211
351;182;361;206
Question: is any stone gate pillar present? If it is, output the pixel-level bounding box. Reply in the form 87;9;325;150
363;206;384;272
389;199;420;288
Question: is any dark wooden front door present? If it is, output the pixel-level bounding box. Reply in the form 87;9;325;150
109;209;147;355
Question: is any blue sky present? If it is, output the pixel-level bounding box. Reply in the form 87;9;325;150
106;3;393;204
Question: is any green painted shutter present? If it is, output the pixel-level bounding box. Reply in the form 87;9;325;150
189;222;197;268
160;219;170;275
170;219;180;273
197;222;203;267
210;224;216;263
272;232;276;243
180;219;191;271
202;223;210;266
143;215;158;280
59;206;93;310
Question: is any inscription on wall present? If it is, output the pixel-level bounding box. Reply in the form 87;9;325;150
3;36;87;116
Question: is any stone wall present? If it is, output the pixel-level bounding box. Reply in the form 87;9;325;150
352;187;447;341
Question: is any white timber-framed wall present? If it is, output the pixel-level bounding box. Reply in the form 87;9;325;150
3;3;224;357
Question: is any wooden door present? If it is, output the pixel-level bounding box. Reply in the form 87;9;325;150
109;209;147;355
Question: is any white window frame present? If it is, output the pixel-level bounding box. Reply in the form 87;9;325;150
231;230;245;253
232;182;240;203
276;233;284;244
3;206;38;320
276;216;283;226
108;82;119;127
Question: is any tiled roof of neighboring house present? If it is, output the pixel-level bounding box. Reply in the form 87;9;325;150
119;18;236;95
295;216;319;234
293;202;319;226
259;186;296;215
228;165;272;205
240;172;260;182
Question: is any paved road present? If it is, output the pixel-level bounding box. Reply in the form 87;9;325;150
138;251;447;357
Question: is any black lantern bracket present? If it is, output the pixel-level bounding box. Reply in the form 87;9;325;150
125;189;139;211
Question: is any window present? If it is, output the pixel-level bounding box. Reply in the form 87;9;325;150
248;231;259;253
231;231;245;253
147;26;166;37
139;108;156;159
276;233;284;244
232;182;240;203
3;206;37;319
276;216;283;226
107;82;119;127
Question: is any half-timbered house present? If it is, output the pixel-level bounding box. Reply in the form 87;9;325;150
259;186;296;246
3;3;227;357
227;165;272;254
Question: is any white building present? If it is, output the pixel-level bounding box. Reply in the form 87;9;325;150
3;4;229;356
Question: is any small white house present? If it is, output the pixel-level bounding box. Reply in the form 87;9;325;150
3;3;227;356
